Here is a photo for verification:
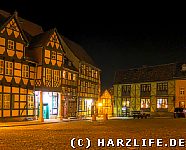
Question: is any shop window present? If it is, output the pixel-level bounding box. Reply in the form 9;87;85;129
157;98;168;108
141;98;150;108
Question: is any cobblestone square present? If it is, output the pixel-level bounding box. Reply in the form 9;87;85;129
0;118;186;149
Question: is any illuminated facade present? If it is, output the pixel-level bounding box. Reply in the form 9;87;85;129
0;10;100;120
61;37;101;117
0;11;36;120
97;89;113;116
113;63;186;117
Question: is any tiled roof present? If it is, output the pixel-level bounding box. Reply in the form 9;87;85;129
114;63;186;84
62;36;98;68
63;56;78;72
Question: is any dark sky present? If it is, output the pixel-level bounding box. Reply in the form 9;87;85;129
1;3;186;90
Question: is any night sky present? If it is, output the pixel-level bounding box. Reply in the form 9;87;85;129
1;3;186;90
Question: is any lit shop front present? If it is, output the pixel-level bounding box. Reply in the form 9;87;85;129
35;91;60;119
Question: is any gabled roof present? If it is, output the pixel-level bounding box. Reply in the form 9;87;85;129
0;10;43;38
0;10;28;43
62;36;99;69
114;62;186;84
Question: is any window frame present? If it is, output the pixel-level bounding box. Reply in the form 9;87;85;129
5;61;13;76
0;60;3;74
7;40;14;50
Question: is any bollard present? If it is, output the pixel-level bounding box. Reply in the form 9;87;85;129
92;115;96;121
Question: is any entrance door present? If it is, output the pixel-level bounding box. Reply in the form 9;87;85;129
43;104;49;119
38;103;49;119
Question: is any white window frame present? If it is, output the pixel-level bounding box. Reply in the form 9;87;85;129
3;94;10;109
8;40;14;50
157;98;168;109
0;60;3;74
22;65;29;78
46;68;51;81
28;95;34;109
5;61;13;76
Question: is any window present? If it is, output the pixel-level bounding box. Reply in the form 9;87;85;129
141;98;150;108
68;72;71;80
46;68;51;81
122;85;131;96
22;65;29;78
180;87;185;95
52;96;57;109
72;74;76;81
51;51;56;59
157;82;168;91
5;61;13;76
63;71;66;79
179;101;185;108
141;84;151;92
122;98;130;107
0;60;3;74
157;98;168;108
54;70;60;81
8;40;14;50
3;94;10;109
28;95;34;109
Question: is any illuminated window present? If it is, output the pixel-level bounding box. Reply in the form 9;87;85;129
0;94;2;108
3;94;10;109
141;98;150;108
68;72;71;80
54;70;60;81
95;71;98;78
92;70;94;78
180;87;185;95
51;51;56;59
8;40;14;50
46;68;51;81
5;61;13;76
28;95;34;109
72;74;76;81
52;96;57;108
157;98;168;108
179;101;185;108
0;60;3;74
63;70;66;79
22;65;29;78
122;98;130;107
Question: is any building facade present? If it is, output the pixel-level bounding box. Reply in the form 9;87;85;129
61;37;101;117
113;63;186;117
0;10;101;120
97;89;113;116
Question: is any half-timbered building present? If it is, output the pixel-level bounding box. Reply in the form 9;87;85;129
0;11;36;120
29;29;64;120
61;37;101;117
113;63;186;117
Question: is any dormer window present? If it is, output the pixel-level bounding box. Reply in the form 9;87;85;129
8;40;14;50
51;51;56;59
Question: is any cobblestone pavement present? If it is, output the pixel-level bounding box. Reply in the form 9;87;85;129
0;118;186;150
